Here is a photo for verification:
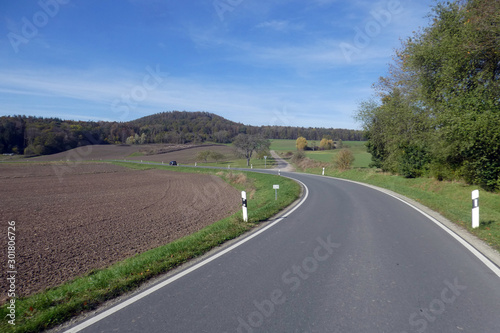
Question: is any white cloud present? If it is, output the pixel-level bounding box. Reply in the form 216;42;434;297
255;20;303;32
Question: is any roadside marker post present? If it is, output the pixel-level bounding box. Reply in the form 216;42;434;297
273;184;279;201
278;169;281;176
472;190;479;228
322;167;325;176
241;191;248;222
264;156;267;168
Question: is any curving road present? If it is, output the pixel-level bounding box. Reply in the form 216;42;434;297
64;164;500;332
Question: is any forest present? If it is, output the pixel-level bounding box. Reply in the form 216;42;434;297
0;111;363;157
356;0;500;191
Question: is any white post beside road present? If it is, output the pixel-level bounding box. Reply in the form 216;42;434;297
322;167;325;176
273;184;279;201
472;189;479;228
241;191;248;222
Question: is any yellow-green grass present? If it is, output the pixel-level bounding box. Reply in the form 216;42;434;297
269;139;298;152
0;162;300;333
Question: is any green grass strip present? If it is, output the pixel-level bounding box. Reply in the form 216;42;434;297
0;163;300;333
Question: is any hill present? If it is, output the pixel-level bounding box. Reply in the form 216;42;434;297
0;111;363;156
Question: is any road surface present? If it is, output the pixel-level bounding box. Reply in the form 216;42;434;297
64;166;500;332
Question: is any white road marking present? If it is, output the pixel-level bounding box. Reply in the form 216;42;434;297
317;174;500;278
64;178;309;332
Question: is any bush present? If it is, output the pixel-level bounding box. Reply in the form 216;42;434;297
197;150;211;162
334;149;355;171
291;151;306;163
209;151;225;162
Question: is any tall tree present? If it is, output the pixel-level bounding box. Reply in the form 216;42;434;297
296;136;308;150
232;134;270;166
357;0;500;188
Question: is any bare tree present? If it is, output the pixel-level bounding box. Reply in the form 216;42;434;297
232;134;270;166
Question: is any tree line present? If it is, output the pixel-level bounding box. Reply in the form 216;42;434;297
0;111;363;157
356;0;500;191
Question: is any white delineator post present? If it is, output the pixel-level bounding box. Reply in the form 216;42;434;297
273;184;279;200
241;191;248;222
472;190;479;228
322;167;325;176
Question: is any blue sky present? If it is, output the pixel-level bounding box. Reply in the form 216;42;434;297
0;0;434;129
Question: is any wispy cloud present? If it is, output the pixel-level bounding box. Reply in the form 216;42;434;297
255;20;303;32
0;65;363;128
0;0;435;129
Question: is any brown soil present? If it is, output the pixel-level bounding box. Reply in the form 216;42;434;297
128;145;236;164
28;144;236;164
0;163;241;303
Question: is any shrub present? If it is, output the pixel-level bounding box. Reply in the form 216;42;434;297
334;149;355;171
291;151;306;163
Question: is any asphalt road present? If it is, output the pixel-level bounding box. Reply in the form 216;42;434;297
64;169;500;333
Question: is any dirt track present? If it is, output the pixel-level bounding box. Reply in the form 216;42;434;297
0;163;241;302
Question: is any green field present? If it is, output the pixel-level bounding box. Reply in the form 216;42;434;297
270;139;371;168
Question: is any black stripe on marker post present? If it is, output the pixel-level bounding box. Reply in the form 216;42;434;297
472;198;479;209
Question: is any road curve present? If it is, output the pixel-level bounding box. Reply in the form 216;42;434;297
64;169;500;333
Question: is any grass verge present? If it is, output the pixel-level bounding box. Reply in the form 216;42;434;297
299;164;500;253
0;162;300;333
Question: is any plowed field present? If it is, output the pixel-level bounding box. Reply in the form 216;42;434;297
0;163;241;302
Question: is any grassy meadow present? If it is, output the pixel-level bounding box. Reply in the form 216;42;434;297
270;139;371;168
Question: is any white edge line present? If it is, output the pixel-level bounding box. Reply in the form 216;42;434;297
312;173;500;278
64;179;309;332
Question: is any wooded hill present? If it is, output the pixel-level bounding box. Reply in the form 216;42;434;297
0;111;363;156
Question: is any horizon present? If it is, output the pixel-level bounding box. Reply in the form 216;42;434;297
1;1;434;130
1;110;364;131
